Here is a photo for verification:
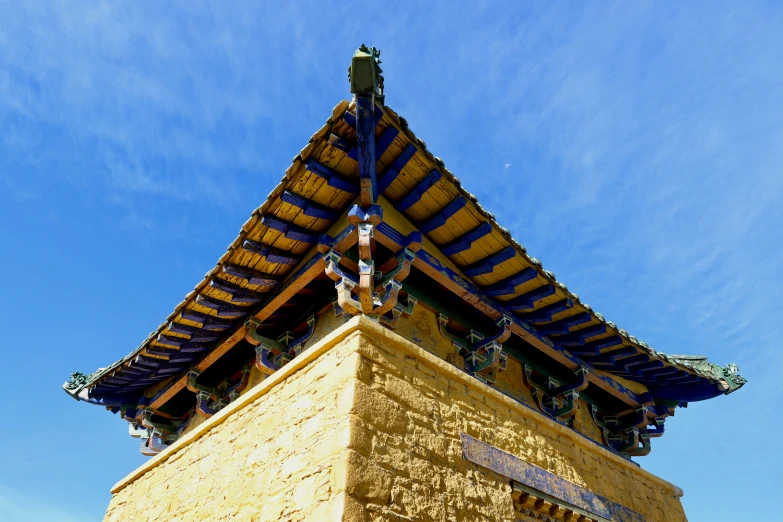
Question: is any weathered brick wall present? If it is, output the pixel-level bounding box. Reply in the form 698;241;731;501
104;316;686;522
346;319;687;522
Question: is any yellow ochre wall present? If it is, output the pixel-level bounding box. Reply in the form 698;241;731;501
106;316;686;522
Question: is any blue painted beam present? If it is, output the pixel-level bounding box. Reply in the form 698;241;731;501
503;284;556;311
280;190;340;221
641;366;679;381
145;346;178;359
305;158;359;195
327;133;352;152
210;278;265;304
616;354;652;372
222;264;280;287
578;346;637;365
537;312;592;335
155;334;217;352
628;360;665;374
567;336;624;356
662;372;697;385
518;299;573;323
552;324;607;346
648;382;725;402
342;106;383;128
157;366;190;375
462;246;516;277
482;268;538;297
134;354;163;369
240;239;300;265
262;215;319;244
419;196;467;234
176;343;212;354
156;334;193;348
355;95;378;204
179;309;234;330
378;144;417;194
119;366;148;376
166;322;221;341
347;126;399;161
195;295;250;318
102;375;132;385
396;170;442;212
440;222;493;256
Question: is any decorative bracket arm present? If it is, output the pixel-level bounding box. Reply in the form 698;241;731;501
186;370;219;400
138;410;190;454
647;417;666;437
379;294;418;330
523;365;588;420
225;366;251;401
592;405;659;456
437;313;470;352
438;314;510;384
376;248;416;291
196;391;228;418
245;315;316;376
324;250;358;284
605;427;652;457
141;410;177;435
328;242;415;318
474;315;513;351
602;405;650;432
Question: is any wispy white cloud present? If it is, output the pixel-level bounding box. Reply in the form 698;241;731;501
0;2;780;519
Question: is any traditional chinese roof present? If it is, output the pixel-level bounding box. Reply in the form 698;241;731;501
64;47;744;456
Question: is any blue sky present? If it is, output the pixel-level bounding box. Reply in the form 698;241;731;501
1;2;780;520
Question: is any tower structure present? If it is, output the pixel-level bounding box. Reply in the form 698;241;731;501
65;46;745;522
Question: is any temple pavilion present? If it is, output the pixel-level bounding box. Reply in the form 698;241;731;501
64;46;744;522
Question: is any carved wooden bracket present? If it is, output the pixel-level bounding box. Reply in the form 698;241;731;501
245;315;316;376
437;313;512;384
590;404;664;456
523;365;589;421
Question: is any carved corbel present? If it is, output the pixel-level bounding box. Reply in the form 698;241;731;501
186;370;219;400
379;294;418;330
523;365;588;420
185;369;228;417
375;248;416;291
605;427;651;456
647;417;666;437
592;405;659;456
335;278;362;316
196;391;228;417
602;405;650;432
626;430;652;456
138;410;189;453
327;246;415;317
139;434;157;456
438;314;511;383
245;315;316;375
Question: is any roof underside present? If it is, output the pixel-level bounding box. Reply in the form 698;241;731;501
65;99;744;408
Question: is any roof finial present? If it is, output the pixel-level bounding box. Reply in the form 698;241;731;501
348;44;384;105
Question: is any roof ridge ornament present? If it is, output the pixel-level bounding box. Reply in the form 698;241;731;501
349;44;384;104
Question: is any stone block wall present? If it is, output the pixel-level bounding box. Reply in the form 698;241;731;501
105;324;363;522
104;316;686;521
